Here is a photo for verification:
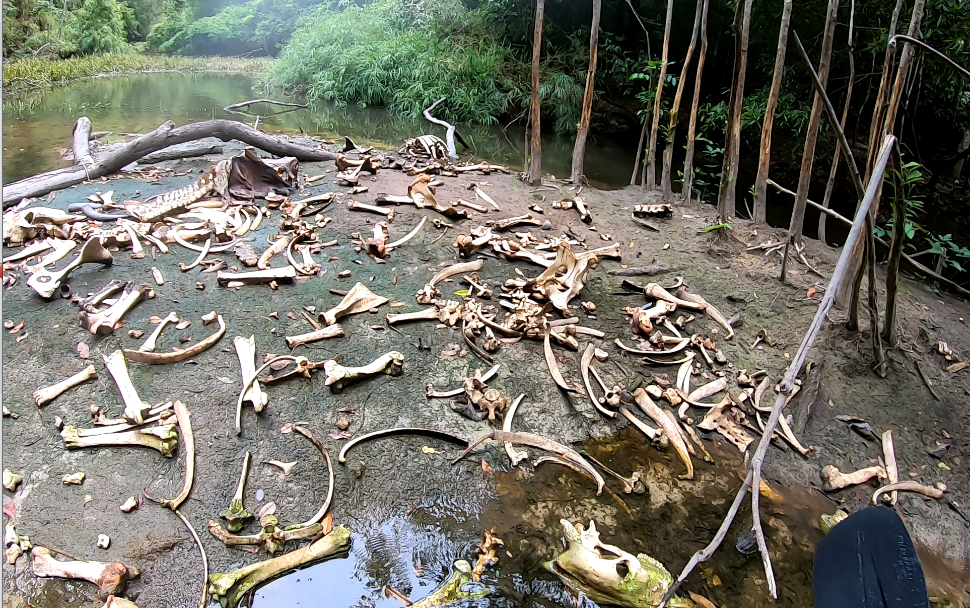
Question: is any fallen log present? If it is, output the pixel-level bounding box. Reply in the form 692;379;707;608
3;118;338;207
138;144;224;164
73;117;94;169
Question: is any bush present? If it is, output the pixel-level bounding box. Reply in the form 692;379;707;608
69;0;129;55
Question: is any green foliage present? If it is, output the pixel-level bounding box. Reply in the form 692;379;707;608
69;0;129;55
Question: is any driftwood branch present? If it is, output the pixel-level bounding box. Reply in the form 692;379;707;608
660;134;897;608
72;117;94;170
423;98;459;160
223;98;308;112
3;118;338;207
138;144;224;164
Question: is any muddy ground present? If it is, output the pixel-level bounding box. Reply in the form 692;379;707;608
2;136;969;608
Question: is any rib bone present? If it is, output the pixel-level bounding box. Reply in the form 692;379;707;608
31;546;137;599
122;314;226;364
321;282;388;325
33;365;97;406
632;388;693;479
103;350;151;424
234;336;268;412
503;394;529;466
323;351;404;393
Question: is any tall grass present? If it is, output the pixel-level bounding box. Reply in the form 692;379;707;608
3;54;272;93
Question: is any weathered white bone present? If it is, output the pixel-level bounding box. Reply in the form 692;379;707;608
503;394;528;466
217;266;297;285
120;222;145;258
27;237;113;299
61;424;178;457
386;307;441;325
324;351;403;393
81;283;149;335
455;199;488;213
102;596;142;608
687;377;727;402
258;236;289;270
31;546;137;599
468;184;500;210
24;239;76;273
2;239;52;263
234;336;269;412
103;350;151;424
387;217;427;248
675;287;734;340
33;365;97;406
644;283;704;310
321;282;388;325
347;201;394;220
633;389;693;479
122;314;226;364
284;324;345;349
138;312;179;352
821;465;887;492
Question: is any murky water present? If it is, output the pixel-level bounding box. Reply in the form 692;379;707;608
1;73;638;189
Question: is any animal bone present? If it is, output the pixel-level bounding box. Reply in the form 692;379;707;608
479;388;508;421
220;452;254;533
630;301;678;335
503;394;529;466
27;237;113;299
644;283;704;310
103;350;151;424
347;201;394;220
872;481;945;505
102;596;142;608
122;314;225;364
324;351;404;393
580;345;615;418
31;547;137;599
697;399;753;452
62;424;179;457
614;337;690;357
81;282;150;335
3;469;22;492
691;334;715;367
33;365;97;406
24;238;77;273
618;406;661;442
573;196;592;224
2;238;53;263
881;430;900;505
234;336;268;412
257;237;288;269
544;329;577;392
73;280;128;313
264;460;296;476
675;287;734;340
358;222;389;259
581;452;645;494
426;364;501;398
138;312;179;352
284;324;345;349
632;389;693;479
455;199;488;213
687;377;727;403
387;216;427;248
208;526;351;608
467;183;500;210
820;465;887;492
416;259;485;304
217;266;297;285
375;194;415;205
209;512;321;554
488;214;541;231
321;282;388;325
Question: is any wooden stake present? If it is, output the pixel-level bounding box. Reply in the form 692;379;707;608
661;0;703;202
528;0;545;186
569;0;602;185
682;0;710;204
752;0;793;224
646;0;675;191
882;190;906;346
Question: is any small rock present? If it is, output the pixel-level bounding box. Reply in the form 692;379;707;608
337;417;350;431
2;469;22;492
255;489;264;501
62;472;85;485
541;220;552;231
97;534;110;549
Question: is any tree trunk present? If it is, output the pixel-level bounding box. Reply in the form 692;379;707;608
570;0;603;185
716;0;754;223
661;0;704;202
752;0;793;224
631;119;648;185
3;119;338;207
882;193;906;346
646;0;675;190
682;0;710;205
865;219;887;377
72;117;94;168
952;127;970;180
819;1;855;246
528;0;545;186
784;0;839;257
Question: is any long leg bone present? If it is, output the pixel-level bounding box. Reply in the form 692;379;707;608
348;201;394;220
220;452;254;532
24;239;77;273
618;406;661;443
31;547;137;599
324;351;404;393
580;451;646;494
61;424;178;457
138;312;179;352
820;465;887;492
27;237;113;299
644;283;705;310
880;430;900;505
122;314;226;364
321;282;388;325
103;350;151;424
217;266;297;285
73;279;128;313
234;336;268;412
158;401;194;510
33;365;97;406
675;287;734;341
633;388;693;480
81;283;150;335
284;325;345;349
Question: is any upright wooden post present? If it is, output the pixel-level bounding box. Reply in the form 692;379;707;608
661;0;704;202
752;0;793;224
682;0;710;204
716;0;754;223
528;0;545;186
646;0;674;190
570;0;603;185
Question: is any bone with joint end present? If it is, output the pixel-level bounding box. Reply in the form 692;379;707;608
2;239;52;263
675;287;734;341
430;259;485;288
387;307;441;325
217;266;297;285
159;401;194;510
581;344;615;418
257;237;288;270
820;465;887;492
469;184;500;210
33;365;97;406
138;312;179;352
872;481;945;505
284;325;345;349
27;237;113;299
321;282;388;325
234;336;269;412
123;315;226;364
455;430;605;495
633;389;693;480
220;452;254;532
324;351;403;393
208;526;351;608
82;283;150;335
687;377;727;402
580;451;645;494
25;239;77;273
339;427;468;463
503;394;529;466
74;279;127;313
455;199;488;213
103;350;151;424
62;424;178;457
881;430;900;505
426;364;502;398
236;356;308;436
644;283;705;310
348;201;394;220
31;546;137;599
614;337;690;356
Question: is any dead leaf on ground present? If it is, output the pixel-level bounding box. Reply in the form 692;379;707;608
8;321;24;334
217;377;232;384
320;512;333;535
329;431;352;440
481;459;493;476
148;316;163;324
16;332;28;343
257;502;277;518
689;592;718;608
128;329;144;339
806;286;817;298
287;311;297;320
338;407;355;414
77;342;90;359
175;320;191;330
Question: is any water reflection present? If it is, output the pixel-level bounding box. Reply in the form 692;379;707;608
2;73;637;188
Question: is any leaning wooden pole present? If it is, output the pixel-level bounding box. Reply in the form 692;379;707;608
658;133;897;608
661;0;704;202
646;0;675;190
781;0;839;282
528;0;545;186
752;0;794;224
570;0;603;185
716;0;754;224
682;0;710;204
819;0;856;245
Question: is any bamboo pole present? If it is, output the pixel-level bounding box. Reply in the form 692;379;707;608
659;134;897;608
752;0;793;224
819;0;855;245
715;0;754;224
781;0;839;282
646;0;675;190
528;0;545;186
631;120;648;186
570;0;603;185
682;0;710;204
661;0;704;202
882;190;907;346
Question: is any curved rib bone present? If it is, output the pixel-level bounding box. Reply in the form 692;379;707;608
31;547;137;599
138;312;179;353
33;365;97;406
159;401;194;510
618;406;661;442
257;236;288;270
581;344;615;418
417;259;486;303
544;330;577;392
323;351;404;393
284;325;345;349
123;315;226;365
321;282;388;325
872;481;945;505
387;216;427;249
503;394;529;466
426;364;501;398
234;336;268;413
581;451;645;494
645;283;705;310
104;350;151;424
